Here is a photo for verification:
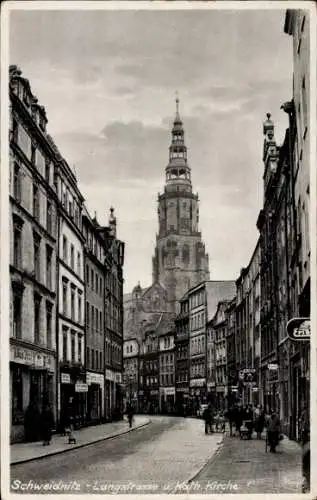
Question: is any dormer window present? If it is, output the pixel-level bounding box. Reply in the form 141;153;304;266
39;115;46;132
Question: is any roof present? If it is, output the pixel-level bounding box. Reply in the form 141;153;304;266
205;281;236;321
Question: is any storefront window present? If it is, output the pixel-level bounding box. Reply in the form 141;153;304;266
12;366;23;423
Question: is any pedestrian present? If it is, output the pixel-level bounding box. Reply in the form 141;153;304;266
243;404;254;439
267;411;281;453
41;402;55;446
227;406;235;437
254;405;265;439
234;405;243;437
65;397;76;444
126;403;134;428
24;399;41;442
203;403;214;435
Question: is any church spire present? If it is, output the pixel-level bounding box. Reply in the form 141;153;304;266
165;94;191;188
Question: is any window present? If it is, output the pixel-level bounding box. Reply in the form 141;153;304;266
71;332;75;362
86;264;89;286
45;161;50;184
78;293;82;324
34;293;41;343
33;232;41;280
46;201;53;234
12;117;18;143
92;307;95;333
86;347;90;369
78;337;82;364
46;301;52;348
63;327;68;360
13;225;22;269
33;184;40;220
13;163;21;201
71;287;75;321
63;235;67;262
96;308;99;332
86;301;90;327
13;293;22;338
70;244;74;270
31;144;36;165
95;350;98;370
46;245;52;289
91;269;94;291
69;199;73;218
100;311;102;333
62;280;67;316
77;252;81;276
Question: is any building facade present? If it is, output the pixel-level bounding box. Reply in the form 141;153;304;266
284;8;310;439
225;298;238;408
82;210;105;424
175;293;190;414
213;301;230;410
159;330;175;413
9;66;58;442
103;210;125;420
152;98;210;313
123;338;139;411
141;331;160;414
54;145;86;429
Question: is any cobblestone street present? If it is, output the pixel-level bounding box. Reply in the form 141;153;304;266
195;430;303;494
10;417;303;494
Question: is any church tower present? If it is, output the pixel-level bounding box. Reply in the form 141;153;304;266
152;96;210;312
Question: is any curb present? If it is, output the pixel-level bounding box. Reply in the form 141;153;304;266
11;419;151;466
187;433;225;484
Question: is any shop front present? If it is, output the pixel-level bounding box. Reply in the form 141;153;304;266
59;366;88;430
189;378;206;415
10;342;56;443
175;387;189;415
159;387;175;414
87;372;104;424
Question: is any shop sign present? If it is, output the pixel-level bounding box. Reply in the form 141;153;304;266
252;387;259;392
176;387;189;393
287;318;310;341
87;372;103;386
216;386;225;392
75;382;88;392
61;373;71;384
138;390;144;396
10;346;55;371
164;387;175;396
115;373;122;383
189;379;205;388
268;363;279;371
207;382;216;389
150;390;158;395
105;369;115;381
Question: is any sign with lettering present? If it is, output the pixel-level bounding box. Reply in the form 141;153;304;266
61;373;71;384
105;369;115;381
268;363;279;371
10;346;55;371
87;372;104;386
287;318;310;341
189;379;205;388
75;382;88;393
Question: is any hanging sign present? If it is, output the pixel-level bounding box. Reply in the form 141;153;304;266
287;318;310;341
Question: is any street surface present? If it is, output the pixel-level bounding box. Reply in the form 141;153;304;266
10;417;302;494
10;417;221;494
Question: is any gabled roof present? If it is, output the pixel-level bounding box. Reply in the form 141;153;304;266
205;280;236;321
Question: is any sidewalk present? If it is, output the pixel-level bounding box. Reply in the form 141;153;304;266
11;415;150;466
194;430;303;494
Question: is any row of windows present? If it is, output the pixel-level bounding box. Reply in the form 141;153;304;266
190;311;205;331
86;347;103;371
13;219;54;292
62;327;83;364
161;336;173;349
83;227;104;264
12;290;53;347
86;302;103;334
145;376;158;386
86;264;103;295
190;336;205;355
12;164;56;239
176;371;188;383
189;290;204;310
160;374;175;386
160;353;174;365
125;344;135;354
62;236;81;276
190;363;204;378
62;279;83;324
176;346;187;359
145;360;158;372
216;368;226;385
60;181;81;229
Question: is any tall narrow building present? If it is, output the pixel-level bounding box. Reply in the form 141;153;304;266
152;97;210;312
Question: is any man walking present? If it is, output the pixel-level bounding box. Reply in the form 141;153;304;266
203;403;214;435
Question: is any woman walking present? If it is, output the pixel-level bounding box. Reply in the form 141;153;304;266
41;402;55;446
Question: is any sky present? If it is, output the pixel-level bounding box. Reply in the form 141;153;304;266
9;7;293;293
